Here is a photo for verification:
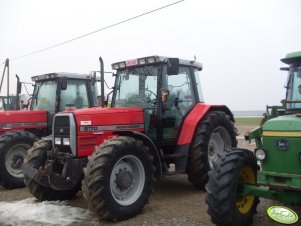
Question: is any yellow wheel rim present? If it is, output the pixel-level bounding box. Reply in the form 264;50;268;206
236;166;256;214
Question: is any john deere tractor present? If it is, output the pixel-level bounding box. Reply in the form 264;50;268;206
206;51;301;226
0;72;100;188
23;56;237;221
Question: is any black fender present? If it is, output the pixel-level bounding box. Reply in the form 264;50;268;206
113;130;162;180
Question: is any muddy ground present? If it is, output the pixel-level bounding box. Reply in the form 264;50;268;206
0;125;301;226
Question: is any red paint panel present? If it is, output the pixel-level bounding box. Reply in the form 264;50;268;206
0;110;48;134
75;108;145;157
177;103;217;145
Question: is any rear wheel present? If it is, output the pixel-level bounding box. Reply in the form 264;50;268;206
0;131;38;189
24;136;79;200
82;136;155;221
206;149;259;226
186;111;237;189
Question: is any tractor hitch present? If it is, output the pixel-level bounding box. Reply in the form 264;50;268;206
22;155;86;191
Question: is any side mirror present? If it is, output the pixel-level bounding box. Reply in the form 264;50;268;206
61;77;68;90
167;58;179;75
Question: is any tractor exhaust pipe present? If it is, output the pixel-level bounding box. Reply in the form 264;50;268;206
99;57;105;108
15;74;21;110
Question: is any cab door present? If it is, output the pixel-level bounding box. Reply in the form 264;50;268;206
161;66;196;141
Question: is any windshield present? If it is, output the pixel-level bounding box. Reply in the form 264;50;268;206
286;66;301;109
31;80;57;113
59;79;90;110
114;66;159;108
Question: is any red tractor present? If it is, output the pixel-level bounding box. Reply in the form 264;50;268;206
0;72;100;188
23;56;237;220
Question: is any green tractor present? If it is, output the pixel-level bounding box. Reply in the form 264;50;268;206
206;51;301;226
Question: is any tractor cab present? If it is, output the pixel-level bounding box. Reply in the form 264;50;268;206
30;72;100;124
111;56;204;142
282;52;301;112
0;95;18;110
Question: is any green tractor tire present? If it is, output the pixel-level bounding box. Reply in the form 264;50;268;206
206;149;259;226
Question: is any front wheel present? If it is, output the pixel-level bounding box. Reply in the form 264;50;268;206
82;136;155;221
24;136;79;200
206;149;259;226
0;131;38;188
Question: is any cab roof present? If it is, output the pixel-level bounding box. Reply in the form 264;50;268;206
111;55;203;71
31;72;98;82
281;51;301;65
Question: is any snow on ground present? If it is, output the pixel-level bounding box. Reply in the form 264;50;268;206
0;198;95;226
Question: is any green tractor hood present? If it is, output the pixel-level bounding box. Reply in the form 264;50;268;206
260;114;301;176
263;114;301;134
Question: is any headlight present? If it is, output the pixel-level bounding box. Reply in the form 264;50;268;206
54;137;61;145
112;64;119;70
63;138;70;146
138;58;146;65
147;57;155;64
255;149;266;161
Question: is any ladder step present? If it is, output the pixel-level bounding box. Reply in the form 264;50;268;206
161;154;186;159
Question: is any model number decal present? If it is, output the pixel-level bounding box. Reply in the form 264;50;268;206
80;124;144;132
81;126;99;132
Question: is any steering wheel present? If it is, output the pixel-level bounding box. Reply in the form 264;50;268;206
145;90;157;108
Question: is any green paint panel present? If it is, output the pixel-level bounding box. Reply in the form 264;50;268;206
281;51;301;64
284;51;301;59
261;137;301;174
257;171;301;188
263;115;301;131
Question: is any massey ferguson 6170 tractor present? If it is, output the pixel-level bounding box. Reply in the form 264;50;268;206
23;56;237;221
206;51;301;226
0;72;100;188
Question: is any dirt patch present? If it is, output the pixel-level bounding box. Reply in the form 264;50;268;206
0;126;300;226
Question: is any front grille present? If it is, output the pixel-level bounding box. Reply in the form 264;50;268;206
53;113;77;157
54;116;70;136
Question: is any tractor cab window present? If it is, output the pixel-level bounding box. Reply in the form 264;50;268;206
32;80;57;113
59;79;89;110
286;67;301;109
194;69;205;102
114;66;159;109
162;66;196;139
114;66;159;139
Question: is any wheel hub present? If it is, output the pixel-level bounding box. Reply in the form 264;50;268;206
110;155;146;206
116;169;133;190
11;154;24;169
5;144;30;178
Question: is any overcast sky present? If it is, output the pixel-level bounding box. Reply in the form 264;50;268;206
0;0;300;110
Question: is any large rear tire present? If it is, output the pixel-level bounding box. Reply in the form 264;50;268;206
206;149;259;226
24;136;79;200
186;111;237;189
0;130;38;189
82;136;155;221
